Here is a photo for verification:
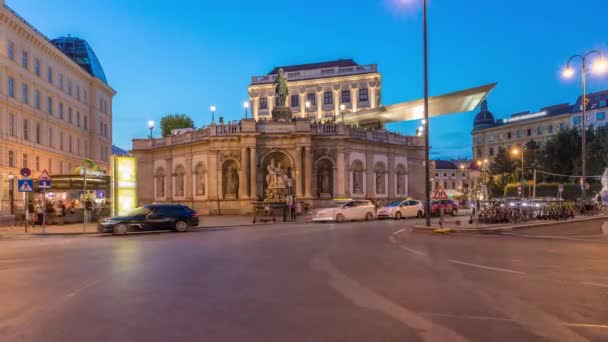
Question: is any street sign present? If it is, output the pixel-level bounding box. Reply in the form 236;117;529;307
18;179;34;192
38;169;51;181
20;168;31;178
38;180;51;189
432;186;448;200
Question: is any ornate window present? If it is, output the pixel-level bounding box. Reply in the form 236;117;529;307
374;162;386;195
316;159;334;197
175;165;185;197
195;163;206;196
351;160;364;194
396;164;407;195
156;168;165;198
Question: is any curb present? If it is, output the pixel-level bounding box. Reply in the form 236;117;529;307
412;215;608;234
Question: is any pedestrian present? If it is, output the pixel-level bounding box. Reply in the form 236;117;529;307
84;198;92;224
291;199;297;220
35;203;43;226
57;201;66;225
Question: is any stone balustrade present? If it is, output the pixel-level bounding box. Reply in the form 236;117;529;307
132;120;423;150
251;64;377;85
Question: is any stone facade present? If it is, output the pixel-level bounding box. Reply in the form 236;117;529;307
0;1;115;214
132;120;425;214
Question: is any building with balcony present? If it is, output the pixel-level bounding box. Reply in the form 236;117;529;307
0;1;115;215
471;90;608;162
131;120;425;214
248;59;381;123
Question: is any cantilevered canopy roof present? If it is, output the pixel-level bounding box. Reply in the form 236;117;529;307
343;83;496;126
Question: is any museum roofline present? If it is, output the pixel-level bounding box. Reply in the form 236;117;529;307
267;59;359;75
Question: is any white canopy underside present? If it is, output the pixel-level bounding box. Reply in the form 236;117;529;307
344;83;496;125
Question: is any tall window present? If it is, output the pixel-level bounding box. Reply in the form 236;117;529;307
548;125;553;133
307;93;316;105
8;113;14;137
175;166;185;197
68;108;73;124
323;91;333;105
259;97;268;110
537;126;542;135
597;112;605;121
76;85;80;100
35;156;40;171
23;119;28;141
67;79;72;95
47;97;53;115
21;84;28;104
76;112;80;127
195;163;206;196
49;127;54;147
60;132;64;150
83;90;88;104
59;74;64;90
7;41;14;60
48;159;52;173
22;154;28;168
69;135;73;153
8;77;14;97
359;88;369;102
21;51;28;68
290;94;299;107
341;90;351;103
84;115;88;130
59;103;64;119
36;123;41;144
8;151;14;167
47;66;53;83
156;168;166;197
35;90;40;109
34;59;40;76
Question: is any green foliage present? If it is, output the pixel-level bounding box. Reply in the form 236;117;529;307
504;182;602;200
489;147;516;175
160;113;195;137
73;158;104;175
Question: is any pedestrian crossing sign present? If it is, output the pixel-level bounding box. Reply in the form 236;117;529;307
18;179;34;192
432;186;448;200
38;169;51;181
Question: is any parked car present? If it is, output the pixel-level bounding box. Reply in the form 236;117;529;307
377;200;424;219
312;200;376;223
431;199;459;216
98;204;199;235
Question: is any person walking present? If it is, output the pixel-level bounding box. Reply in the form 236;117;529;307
84;198;93;224
57;201;66;225
35;203;43;226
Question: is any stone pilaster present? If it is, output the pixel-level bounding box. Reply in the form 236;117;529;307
366;153;374;197
350;87;358;113
304;146;313;198
316;91;322;119
295;147;303;197
208;153;218;200
185;157;193;200
165;157;173;201
241;147;249;199
250;147;257;200
388;155;395;199
336;148;345;197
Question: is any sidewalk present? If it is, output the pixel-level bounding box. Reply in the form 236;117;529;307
0;214;311;238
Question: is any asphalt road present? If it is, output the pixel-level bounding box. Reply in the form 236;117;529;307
1;218;607;342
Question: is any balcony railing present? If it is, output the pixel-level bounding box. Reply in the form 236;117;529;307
251;64;377;85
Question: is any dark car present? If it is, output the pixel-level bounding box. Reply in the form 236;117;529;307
98;204;199;235
431;199;459;216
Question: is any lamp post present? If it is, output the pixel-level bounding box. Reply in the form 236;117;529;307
422;0;431;227
305;101;311;120
511;147;525;199
340;104;346;123
210;105;216;124
7;172;14;215
148;120;154;140
243;101;249;119
562;51;607;199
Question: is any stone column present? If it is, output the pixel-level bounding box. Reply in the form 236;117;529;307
370;86;377;109
333;89;340;119
165;157;173;201
350;87;358;113
295;147;303;197
252;96;259;120
388;155;395;199
299;93;306;118
250;147;257;200
208;153;218;200
185;157;193;200
366;154;374;198
336;149;345;197
240;147;249;199
316;91;322;119
304;146;313;198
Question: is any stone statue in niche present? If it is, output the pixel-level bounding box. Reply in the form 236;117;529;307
225;165;239;198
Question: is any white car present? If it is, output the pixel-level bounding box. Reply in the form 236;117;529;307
312;200;376;223
377;200;424;219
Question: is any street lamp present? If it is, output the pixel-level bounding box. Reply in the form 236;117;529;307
148;120;154;140
7;172;14;215
243;101;249;119
340;103;346;123
562;50;607;199
422;0;431;226
511;147;525;198
210;105;216;124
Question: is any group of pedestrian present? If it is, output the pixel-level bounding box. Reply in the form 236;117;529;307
28;199;81;226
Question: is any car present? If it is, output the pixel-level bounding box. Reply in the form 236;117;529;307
312;200;376;223
431;199;459;216
377;200;424;219
98;204;200;235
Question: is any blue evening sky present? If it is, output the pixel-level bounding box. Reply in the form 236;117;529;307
10;0;608;158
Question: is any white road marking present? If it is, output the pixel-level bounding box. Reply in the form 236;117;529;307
501;232;608;243
581;281;608;288
448;259;526;275
420;312;608;330
399;245;427;257
392;229;408;236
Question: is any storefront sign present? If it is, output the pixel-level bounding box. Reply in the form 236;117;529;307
112;156;138;216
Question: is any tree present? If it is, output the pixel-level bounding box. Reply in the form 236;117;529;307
523;140;542;180
541;128;581;181
489;147;516;175
73;158;105;175
160;113;195;136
